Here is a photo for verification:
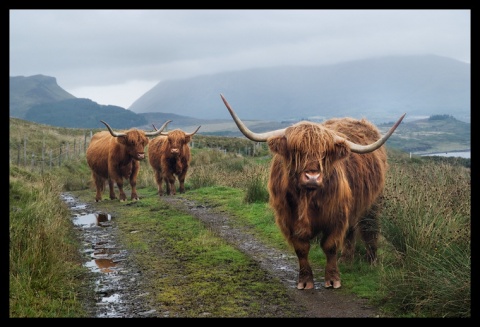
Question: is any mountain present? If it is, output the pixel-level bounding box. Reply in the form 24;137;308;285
10;55;470;130
129;55;470;124
10;74;76;119
10;75;146;129
25;98;147;129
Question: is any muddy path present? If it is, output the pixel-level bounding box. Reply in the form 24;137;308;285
64;192;381;318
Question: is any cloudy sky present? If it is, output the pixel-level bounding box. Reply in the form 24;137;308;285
10;9;470;109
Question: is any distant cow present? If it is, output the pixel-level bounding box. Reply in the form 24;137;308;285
220;94;405;289
86;120;171;202
148;124;201;196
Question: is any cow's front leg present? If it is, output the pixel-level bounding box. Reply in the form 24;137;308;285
113;178;127;202
165;174;176;195
129;165;140;201
321;233;342;289
291;238;314;289
130;182;139;201
107;178;118;200
178;170;187;194
155;170;164;196
93;173;105;202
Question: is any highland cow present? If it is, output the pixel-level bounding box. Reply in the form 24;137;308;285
220;94;405;289
86;120;171;202
148;124;201;196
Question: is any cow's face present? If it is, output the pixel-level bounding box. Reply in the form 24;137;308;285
166;130;191;157
118;130;149;161
268;122;349;190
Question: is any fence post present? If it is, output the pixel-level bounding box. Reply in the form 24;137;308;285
23;137;27;166
17;143;20;165
42;140;45;174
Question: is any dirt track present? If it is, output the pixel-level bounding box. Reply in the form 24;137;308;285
65;193;381;318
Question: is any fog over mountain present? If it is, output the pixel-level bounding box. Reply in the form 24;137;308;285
128;55;470;124
10;55;470;130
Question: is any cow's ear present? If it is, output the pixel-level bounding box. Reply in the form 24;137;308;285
117;135;127;145
267;136;288;157
184;135;192;144
332;141;350;160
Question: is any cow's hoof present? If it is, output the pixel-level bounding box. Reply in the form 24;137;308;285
324;280;341;289
297;281;314;290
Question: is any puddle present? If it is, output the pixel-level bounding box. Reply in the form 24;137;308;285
86;258;117;273
61;193;133;317
73;212;112;228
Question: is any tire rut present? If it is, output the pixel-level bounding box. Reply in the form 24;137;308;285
161;196;381;318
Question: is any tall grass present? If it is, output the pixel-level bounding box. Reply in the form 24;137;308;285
242;164;269;204
9;165;92;317
378;151;470;317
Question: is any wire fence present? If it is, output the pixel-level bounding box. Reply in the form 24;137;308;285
10;134;90;174
10;131;268;174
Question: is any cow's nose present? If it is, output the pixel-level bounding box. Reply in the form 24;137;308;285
138;153;145;159
305;172;320;182
171;148;179;154
303;172;322;188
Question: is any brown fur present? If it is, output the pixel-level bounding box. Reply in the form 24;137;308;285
148;129;194;196
267;118;387;289
86;129;149;202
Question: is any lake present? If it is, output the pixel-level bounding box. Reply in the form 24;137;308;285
420;151;470;159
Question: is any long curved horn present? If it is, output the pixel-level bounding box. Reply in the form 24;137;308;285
100;120;126;137
336;113;406;154
220;94;286;142
146;120;172;136
153;124;201;136
185;126;201;137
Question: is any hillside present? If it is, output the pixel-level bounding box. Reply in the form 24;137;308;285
9;75;76;119
25;98;147;129
378;114;470;154
9;113;470;160
129;55;470;123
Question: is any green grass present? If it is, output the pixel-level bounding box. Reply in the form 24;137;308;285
9;117;471;318
9;167;93;317
177;186;384;299
70;187;301;317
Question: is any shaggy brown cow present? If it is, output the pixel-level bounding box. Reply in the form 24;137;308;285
220;94;405;289
86;120;171;202
148;124;201;196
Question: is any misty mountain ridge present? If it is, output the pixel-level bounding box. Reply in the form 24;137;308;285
10;55;470;130
129;55;470;124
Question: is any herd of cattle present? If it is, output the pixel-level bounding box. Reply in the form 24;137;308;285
85;94;406;290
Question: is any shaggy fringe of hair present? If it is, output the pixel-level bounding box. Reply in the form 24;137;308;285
285;122;338;174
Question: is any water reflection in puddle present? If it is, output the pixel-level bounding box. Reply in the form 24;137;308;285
86;258;117;273
73;212;112;227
